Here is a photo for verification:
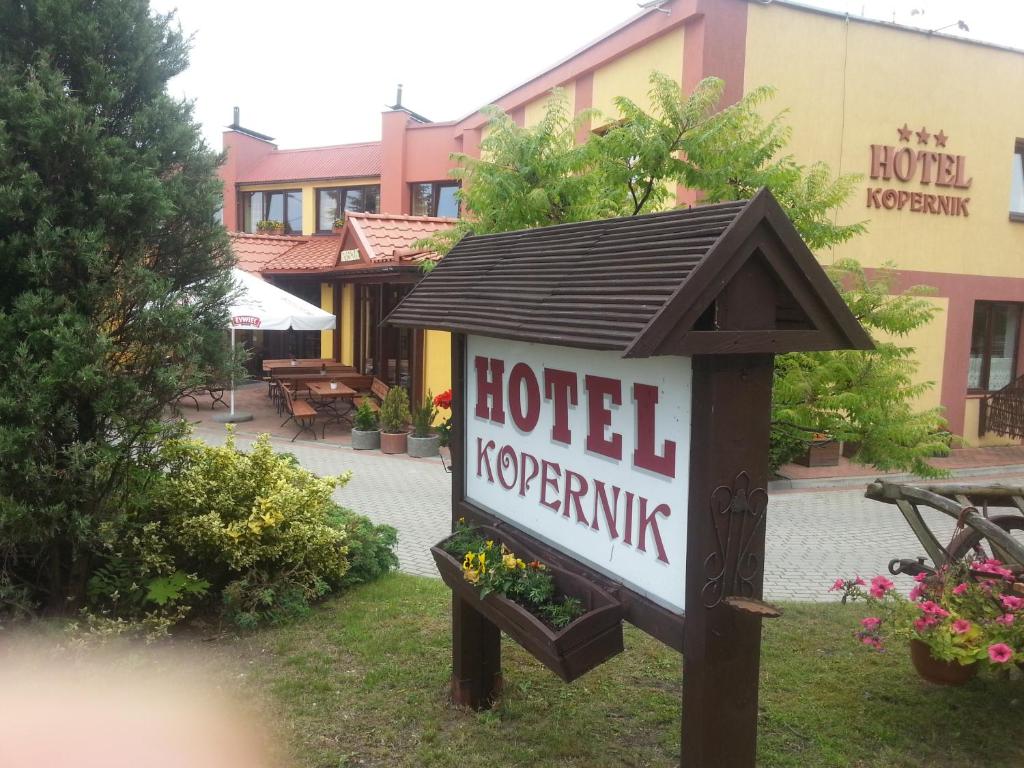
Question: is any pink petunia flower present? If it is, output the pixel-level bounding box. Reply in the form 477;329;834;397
909;584;924;601
829;578;845;592
861;617;881;631
996;613;1015;626
1001;595;1024;612
952;583;969;596
913;617;934;633
914;572;928;583
854;576;866;586
951;619;972;635
869;575;895;598
972;561;1014;579
919;600;950;618
988;643;1014;664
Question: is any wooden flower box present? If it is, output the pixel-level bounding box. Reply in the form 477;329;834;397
794;439;841;467
431;525;624;682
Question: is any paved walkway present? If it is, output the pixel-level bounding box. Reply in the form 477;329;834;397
193;424;1024;600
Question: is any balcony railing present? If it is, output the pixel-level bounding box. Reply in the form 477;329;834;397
980;374;1024;440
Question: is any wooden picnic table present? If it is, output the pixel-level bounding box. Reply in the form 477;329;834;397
262;358;339;372
306;380;357;437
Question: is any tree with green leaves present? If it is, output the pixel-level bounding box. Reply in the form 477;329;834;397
422;72;949;476
0;0;235;611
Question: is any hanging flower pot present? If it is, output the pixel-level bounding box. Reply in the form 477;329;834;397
432;524;624;682
909;639;978;686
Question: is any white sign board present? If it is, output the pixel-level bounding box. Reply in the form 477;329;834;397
464;335;692;613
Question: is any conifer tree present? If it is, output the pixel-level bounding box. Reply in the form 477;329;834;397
0;0;234;608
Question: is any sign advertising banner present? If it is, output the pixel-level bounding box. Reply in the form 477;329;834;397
465;334;692;613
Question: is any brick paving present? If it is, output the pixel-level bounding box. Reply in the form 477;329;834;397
192;423;1024;601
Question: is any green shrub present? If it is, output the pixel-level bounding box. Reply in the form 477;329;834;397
379;387;411;433
353;400;379;432
411;390;438;438
154;431;353;622
57;429;399;631
326;505;399;587
768;423;810;472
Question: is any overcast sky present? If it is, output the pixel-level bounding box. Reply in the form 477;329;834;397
150;0;1022;152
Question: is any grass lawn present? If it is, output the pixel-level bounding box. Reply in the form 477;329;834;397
214;573;1021;768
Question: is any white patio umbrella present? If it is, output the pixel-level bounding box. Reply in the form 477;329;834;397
215;268;337;423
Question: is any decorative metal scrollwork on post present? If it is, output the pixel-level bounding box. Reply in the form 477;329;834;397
701;471;768;608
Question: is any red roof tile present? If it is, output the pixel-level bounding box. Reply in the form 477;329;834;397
347;212;456;264
263;236;343;271
229;232;308;273
237;142;382;183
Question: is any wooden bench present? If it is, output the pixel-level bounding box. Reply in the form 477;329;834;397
280;382;318;441
354;378;390;412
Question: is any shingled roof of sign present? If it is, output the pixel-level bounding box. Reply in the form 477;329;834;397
385;188;873;357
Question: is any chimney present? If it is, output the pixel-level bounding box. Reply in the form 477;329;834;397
395;84;403;109
232;106;240;127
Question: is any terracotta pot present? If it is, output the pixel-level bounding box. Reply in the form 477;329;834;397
380;430;409;455
909;639;978;686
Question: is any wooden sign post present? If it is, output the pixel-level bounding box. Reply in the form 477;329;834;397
387;189;872;767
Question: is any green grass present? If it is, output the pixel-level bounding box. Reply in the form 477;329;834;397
213;574;1024;767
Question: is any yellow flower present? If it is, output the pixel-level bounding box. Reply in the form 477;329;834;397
464;568;480;584
502;554;517;570
485;540;494;550
463;552;475;569
247;520;262;534
515;558;526;569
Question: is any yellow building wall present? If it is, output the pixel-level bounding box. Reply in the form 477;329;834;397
523;84;576;128
591;28;684;125
238;177;381;235
743;3;1024;277
423;330;452;423
871;296;948;412
340;284;355;366
319;283;333;358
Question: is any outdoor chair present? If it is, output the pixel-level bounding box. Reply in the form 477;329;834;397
353;378;390;412
280;382;318;442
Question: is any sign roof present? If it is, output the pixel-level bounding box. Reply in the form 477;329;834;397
386;188;873;356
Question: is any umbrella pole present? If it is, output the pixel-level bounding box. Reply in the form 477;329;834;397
214;324;253;423
230;326;236;416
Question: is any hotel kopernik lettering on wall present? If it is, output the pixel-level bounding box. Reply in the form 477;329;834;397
867;123;971;217
464;335;691;614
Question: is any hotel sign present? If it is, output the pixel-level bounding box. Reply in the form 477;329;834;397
465;334;691;613
867;123;971;217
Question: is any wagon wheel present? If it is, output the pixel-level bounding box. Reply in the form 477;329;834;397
947;514;1024;567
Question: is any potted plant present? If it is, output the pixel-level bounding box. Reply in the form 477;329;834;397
433;389;452;446
256;219;285;235
408;390;440;458
350;400;380;450
794;432;840;467
332;216;346;234
378;386;410;454
832;556;1024;685
432;520;624;682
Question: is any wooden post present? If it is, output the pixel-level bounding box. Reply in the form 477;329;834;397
448;331;503;709
451;595;502;708
681;260;776;767
681;352;773;766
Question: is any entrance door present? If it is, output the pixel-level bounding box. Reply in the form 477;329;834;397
356;283;420;399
